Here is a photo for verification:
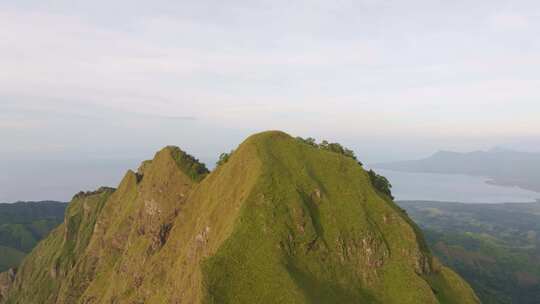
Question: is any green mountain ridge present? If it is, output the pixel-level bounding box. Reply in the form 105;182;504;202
2;131;478;303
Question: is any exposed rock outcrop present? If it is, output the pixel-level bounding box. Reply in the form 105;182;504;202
0;268;15;302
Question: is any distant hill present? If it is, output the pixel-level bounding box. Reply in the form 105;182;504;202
372;148;540;192
400;200;540;304
2;131;478;304
0;201;67;271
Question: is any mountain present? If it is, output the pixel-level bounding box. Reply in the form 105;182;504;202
372;148;540;192
0;201;67;272
400;200;540;304
2;131;478;303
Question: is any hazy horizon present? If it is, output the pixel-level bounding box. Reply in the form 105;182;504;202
2;0;540;201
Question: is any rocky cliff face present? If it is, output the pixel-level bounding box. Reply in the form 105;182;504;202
0;268;15;302
3;131;479;304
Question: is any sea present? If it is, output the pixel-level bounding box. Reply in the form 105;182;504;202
376;169;540;203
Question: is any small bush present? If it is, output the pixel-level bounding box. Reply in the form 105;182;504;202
367;169;394;200
167;146;209;181
216;150;234;167
295;136;363;166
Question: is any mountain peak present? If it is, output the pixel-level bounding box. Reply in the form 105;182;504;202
3;131;478;304
158;145;209;181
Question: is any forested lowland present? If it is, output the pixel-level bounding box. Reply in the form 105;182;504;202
400;200;540;304
0;201;67;271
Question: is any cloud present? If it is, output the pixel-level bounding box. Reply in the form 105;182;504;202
2;0;540;201
488;13;531;30
0;8;381;121
1;1;540;137
0;120;42;130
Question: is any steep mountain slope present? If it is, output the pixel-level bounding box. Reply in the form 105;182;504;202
3;131;479;303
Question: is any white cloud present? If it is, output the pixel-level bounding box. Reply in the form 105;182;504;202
489;13;531;31
2;0;540;200
0;119;42;130
1;1;540;137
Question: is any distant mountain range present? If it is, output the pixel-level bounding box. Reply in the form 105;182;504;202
372;148;540;193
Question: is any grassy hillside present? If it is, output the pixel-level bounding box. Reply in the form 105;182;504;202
400;200;540;304
0;202;66;272
4;131;478;303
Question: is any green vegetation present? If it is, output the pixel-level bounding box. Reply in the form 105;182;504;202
216;150;234;167
0;202;66;272
367;169;394;200
294;137;392;199
166;145;209;181
400;200;540;304
3;132;478;304
295;136;362;165
0;247;25;273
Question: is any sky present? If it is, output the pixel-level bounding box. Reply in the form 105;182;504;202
1;0;540;202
